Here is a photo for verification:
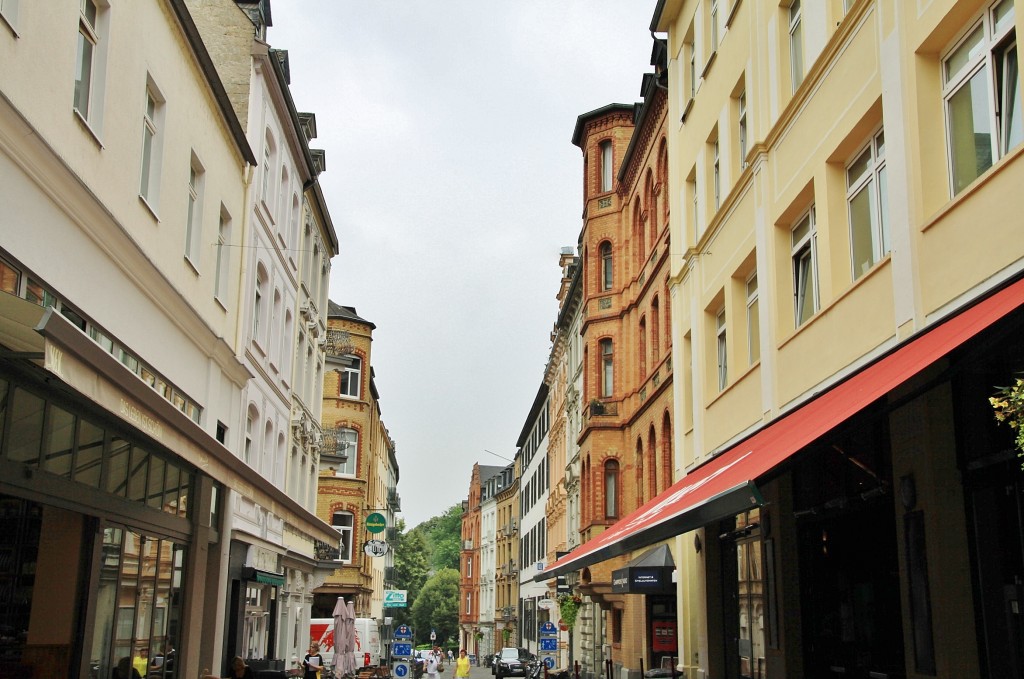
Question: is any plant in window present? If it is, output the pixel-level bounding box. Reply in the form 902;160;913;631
991;375;1024;459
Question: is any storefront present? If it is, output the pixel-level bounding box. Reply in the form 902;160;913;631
542;277;1024;679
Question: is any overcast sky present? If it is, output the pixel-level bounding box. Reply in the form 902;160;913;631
269;1;658;529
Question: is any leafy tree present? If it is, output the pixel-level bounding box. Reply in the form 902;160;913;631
392;520;429;613
414;504;463;572
410;568;460;646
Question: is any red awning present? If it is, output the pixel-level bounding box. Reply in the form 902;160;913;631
537;277;1024;580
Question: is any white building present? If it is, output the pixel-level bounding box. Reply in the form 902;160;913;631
517;386;551;656
0;0;336;676
479;473;499;658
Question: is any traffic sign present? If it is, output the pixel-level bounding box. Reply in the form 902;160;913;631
393;643;413;658
543;657;556;669
430;629;436;641
394;662;411;678
540;638;558;652
539;621;558;636
366;512;387;533
394;624;413;640
558;620;568;632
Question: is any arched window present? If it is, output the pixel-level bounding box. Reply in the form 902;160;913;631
661;412;673;493
604;459;619;519
600;241;613;290
639;317;648;380
635;437;645;506
600;339;614;398
245;405;258;466
647;169;657;246
648;425;657;500
651;297;661;360
634;197;645;269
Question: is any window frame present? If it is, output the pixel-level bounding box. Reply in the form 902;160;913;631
600;241;613;290
846;128;889;280
599;140;613;193
745;272;760;366
214;209;231;303
791;207;819;327
139;80;165;210
789;0;804;93
184;154;204;266
738;91;748;169
74;0;99;121
599;338;614;398
941;0;1021;195
716;307;728;390
340;355;362;399
604;459;619;519
332;511;354;563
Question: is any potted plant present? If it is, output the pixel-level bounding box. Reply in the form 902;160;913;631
991;375;1024;460
556;593;582;631
589;398;605;416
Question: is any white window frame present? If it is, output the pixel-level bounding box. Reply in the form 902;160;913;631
846;129;889;280
716;308;728;390
600;140;613;192
738;91;748;169
252;272;265;343
792;207;818;327
214;209;231;303
711;0;720;52
74;0;102;123
185;154;204;266
713;140;721;209
332;511;354;563
139;79;165;210
789;0;804;92
334;428;358;476
746;272;760;365
601;241;613;290
600;339;614;398
340;355;362;399
942;0;1021;195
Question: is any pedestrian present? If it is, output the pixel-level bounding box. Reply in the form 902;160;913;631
447;650;454;664
304;641;326;679
424;647;441;679
455;650;470;679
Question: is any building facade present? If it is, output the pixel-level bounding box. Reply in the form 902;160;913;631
517;387;551;656
544;2;1024;679
494;463;520;649
315;303;398;620
0;0;338;676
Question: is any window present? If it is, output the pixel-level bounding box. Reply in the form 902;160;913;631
74;0;102;121
689;42;697;100
604;459;619;519
332;511;354;562
0;257;20;294
711;0;720;52
792;208;818;327
184;155;204;264
600;339;614;398
738;92;748;169
943;0;1021;195
333;428;357;476
600;140;613;192
214;209;231;302
847;129;889;279
252;272;264;341
713;140;721;210
139;81;165;207
600;241;613;290
244;409;254;465
716;308;728;389
746;272;760;365
789;0;804;92
262;132;274;205
340;355;362;398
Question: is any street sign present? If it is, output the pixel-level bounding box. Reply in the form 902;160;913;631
384;590;408;608
543;657;556;669
366;512;387;534
537;598;555;610
558;621;568;632
539;621;558;636
540;638;558;652
393;662;411;678
364;539;389;558
393;643;413;658
430;629;436;641
394;625;413;640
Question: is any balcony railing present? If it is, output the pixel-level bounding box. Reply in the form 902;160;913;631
388;489;401;510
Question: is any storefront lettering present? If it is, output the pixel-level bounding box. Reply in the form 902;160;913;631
119;398;163;438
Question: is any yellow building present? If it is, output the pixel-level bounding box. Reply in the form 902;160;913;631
314;303;399;619
543;1;1024;678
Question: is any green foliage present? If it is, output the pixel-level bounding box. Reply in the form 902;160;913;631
410;568;460;646
391;520;429;624
411;504;463;573
991;377;1024;460
556;593;582;631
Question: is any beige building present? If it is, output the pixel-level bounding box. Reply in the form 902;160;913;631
315;303;398;620
546;1;1024;679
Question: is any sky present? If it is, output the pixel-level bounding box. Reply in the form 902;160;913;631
269;1;658;529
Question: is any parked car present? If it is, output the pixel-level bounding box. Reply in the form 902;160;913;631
494;648;535;679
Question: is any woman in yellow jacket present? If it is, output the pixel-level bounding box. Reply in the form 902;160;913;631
455;649;471;679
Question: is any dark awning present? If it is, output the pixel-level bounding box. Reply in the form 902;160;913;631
612;544;676;594
538;276;1024;581
242;567;285;587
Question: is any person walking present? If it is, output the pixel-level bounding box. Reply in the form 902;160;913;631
303;641;326;679
424;648;441;679
455;650;471;679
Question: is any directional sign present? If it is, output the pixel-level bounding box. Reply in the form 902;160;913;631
543;657;556;669
393;643;413;658
430;629;436;641
394;625;413;640
394;662;411;678
366;512;387;534
539;621;558;636
540;638;558;652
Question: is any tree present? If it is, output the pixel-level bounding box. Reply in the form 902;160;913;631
414;504;463;572
410;568;460;646
393;521;430;609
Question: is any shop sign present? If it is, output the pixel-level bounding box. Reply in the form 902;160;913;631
366;512;387;533
611;566;674;594
364;539;389;557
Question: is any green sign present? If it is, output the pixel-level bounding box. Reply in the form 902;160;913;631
366;512;387;534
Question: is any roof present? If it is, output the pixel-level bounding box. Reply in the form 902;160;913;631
570;103;636;148
327;301;376;329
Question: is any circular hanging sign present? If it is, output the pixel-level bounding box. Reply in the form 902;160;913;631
537;598;556;611
366;512;387;534
364;539;389;557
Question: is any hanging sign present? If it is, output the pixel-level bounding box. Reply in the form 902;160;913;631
364;539;389;557
366;513;387;533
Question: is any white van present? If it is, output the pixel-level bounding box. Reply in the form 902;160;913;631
310;617;382;670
